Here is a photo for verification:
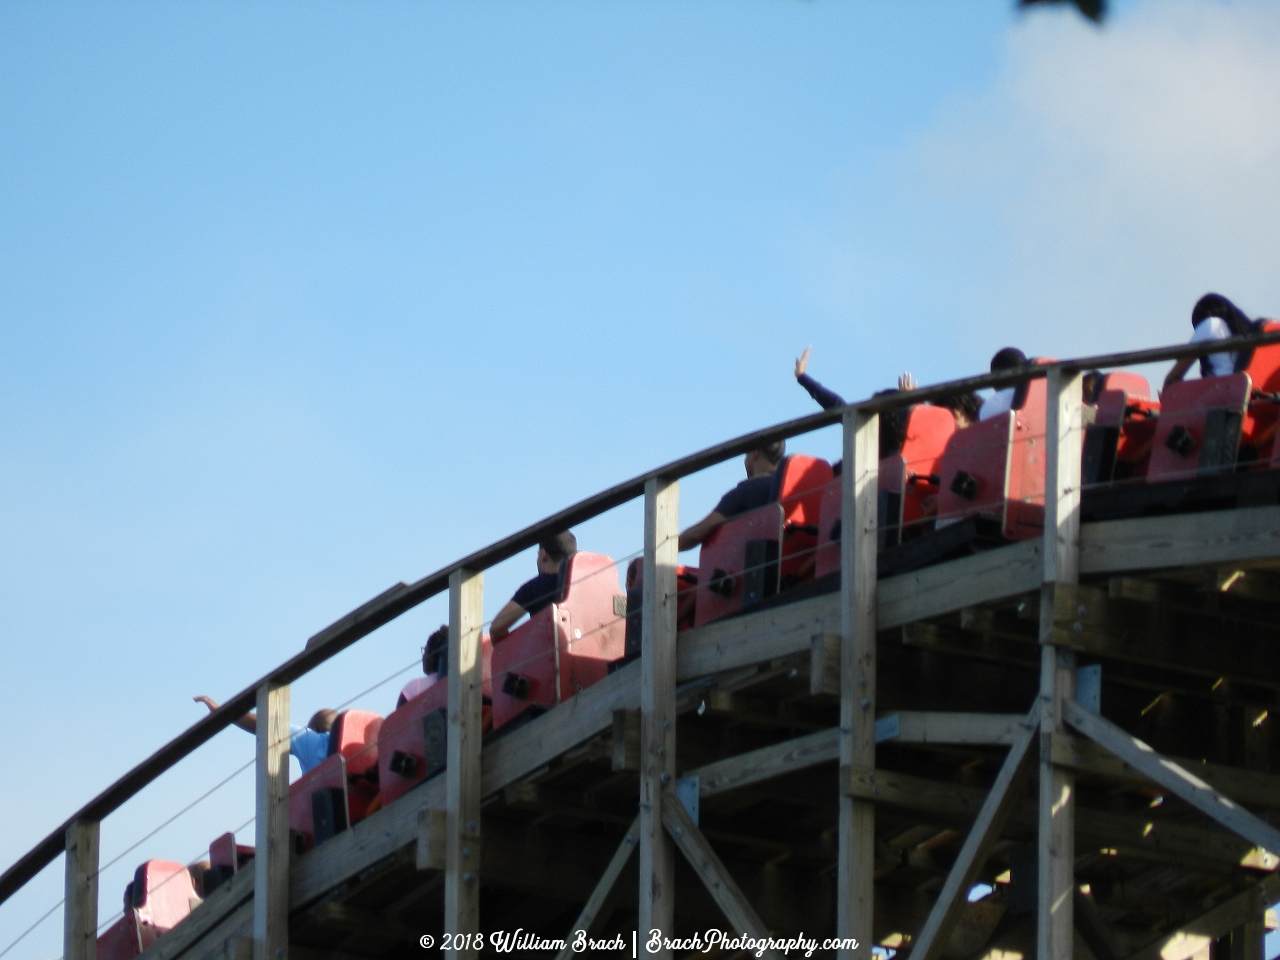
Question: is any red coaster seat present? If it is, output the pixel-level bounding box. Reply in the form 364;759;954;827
97;860;200;960
694;455;834;626
1147;374;1250;483
376;637;493;808
288;708;383;852
935;365;1052;541
490;552;626;730
1084;373;1159;486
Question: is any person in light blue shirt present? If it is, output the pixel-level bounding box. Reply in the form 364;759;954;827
194;695;336;774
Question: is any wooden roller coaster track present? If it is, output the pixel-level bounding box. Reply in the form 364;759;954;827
8;331;1280;960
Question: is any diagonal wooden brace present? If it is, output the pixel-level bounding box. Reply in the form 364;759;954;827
662;799;782;960
554;815;640;960
906;709;1039;960
1063;699;1280;857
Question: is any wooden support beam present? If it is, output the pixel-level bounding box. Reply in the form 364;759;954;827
691;729;839;797
1039;366;1083;960
444;567;484;959
874;712;1026;746
554;815;640;960
640;476;679;954
1230;918;1265;960
662;798;781;959
1063;700;1280;857
1041;583;1280;687
811;633;841;696
908;711;1038;960
612;709;641;772
839;407;878;960
417;806;447;871
1126;875;1280;960
1049;730;1280;812
1079;504;1280;576
63;818;98;960
1072;889;1123;960
841;765;1266;871
253;680;290;960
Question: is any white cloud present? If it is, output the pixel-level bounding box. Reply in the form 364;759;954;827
900;0;1280;368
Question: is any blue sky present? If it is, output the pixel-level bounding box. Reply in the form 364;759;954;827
4;0;1280;954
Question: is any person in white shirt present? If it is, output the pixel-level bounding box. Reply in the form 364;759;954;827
1164;293;1257;390
979;347;1029;421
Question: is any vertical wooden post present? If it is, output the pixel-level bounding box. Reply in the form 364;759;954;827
1229;917;1265;960
254;681;290;960
445;567;484;959
1038;367;1083;960
64;818;99;960
639;476;679;956
838;409;878;960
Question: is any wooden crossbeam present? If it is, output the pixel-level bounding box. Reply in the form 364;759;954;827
907;710;1038;960
841;766;1265;871
1063;700;1280;858
691;729;839;797
1049;731;1280;812
662;799;781;959
1125;875;1280;960
874;712;1026;746
554;815;640;960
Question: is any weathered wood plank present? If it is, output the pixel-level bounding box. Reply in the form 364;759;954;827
662;800;780;958
444;567;484;958
253;681;290;960
839;408;878;960
1080;505;1280;575
874;712;1025;746
1126;875;1280;960
1049;731;1280;813
1039;367;1083;960
63;819;99;960
640;476;679;953
554;814;640;960
908;712;1038;960
841;765;1263;871
691;729;839;797
1064;700;1280;857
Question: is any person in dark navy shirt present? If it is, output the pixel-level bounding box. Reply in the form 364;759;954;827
490;530;577;640
677;441;785;552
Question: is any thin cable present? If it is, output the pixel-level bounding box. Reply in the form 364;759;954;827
0;897;63;960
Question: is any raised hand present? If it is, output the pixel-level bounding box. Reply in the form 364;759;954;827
795;346;811;379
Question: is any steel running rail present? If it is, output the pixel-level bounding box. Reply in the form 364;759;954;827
3;327;1279;906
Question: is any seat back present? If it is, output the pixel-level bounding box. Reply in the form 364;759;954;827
1147;374;1251;483
491;552;626;729
289;709;383;852
936;375;1049;541
131;859;199;929
376;638;492;808
1084;375;1160;486
694;503;785;626
878;405;956;547
1242;320;1280;393
97;859;201;960
204;831;254;895
773;455;835;582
